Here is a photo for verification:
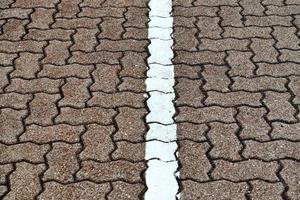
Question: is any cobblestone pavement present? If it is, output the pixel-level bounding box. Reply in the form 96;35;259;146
0;0;299;199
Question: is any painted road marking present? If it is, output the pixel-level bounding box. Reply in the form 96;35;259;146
145;0;179;199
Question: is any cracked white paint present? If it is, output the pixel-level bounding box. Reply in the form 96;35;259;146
145;0;179;199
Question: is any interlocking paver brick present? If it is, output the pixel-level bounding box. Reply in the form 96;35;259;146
20;124;84;143
181;180;248;200
194;0;238;6
257;62;300;76
223;27;272;39
174;16;196;28
205;91;262;107
175;51;226;65
250;181;284;200
0;53;17;66
0;164;13;184
42;41;72;65
174;64;201;79
79;7;125;18
251;39;279;63
88;91;146;108
289;76;300;104
266;5;300;15
59;78;92;108
0;93;31;109
0;143;50;163
174;27;198;51
25;29;74;41
207;122;242;160
227;51;255;77
240;0;265;15
56;0;81;18
196;17;222;39
118;77;146;93
52;18;101;29
237;107;271;141
91;64;121;92
103;0;146;7
245;16;292;26
0;67;13;92
280;160;300;200
123;27;148;39
38;64;94;79
71;28;98;52
26;93;60;126
273;26;299;49
271;122;300;141
4;162;45;200
0;8;32;19
0;108;27;143
175;78;204;107
199;38;249;51
264;91;297;122
124;7;148;28
99;17;125;40
0;40;46;53
280;49;300;63
232;76;287;92
243;140;300;161
108;182;144;200
11;53;43;79
55;107;116;125
12;0;59;8
177;106;236;123
177;122;208;141
77;160;146;183
173;6;218;17
212;159;279;182
112;142;145;162
120;52;147;78
80;124;115;162
0;0;14;8
69;51;122;65
114;107;147;142
202;65;230;92
28;8;55;29
0;19;28;41
262;0;284;5
178;141;210;181
43;142;80;183
39;181;110;200
96;39;149;52
220;6;243;27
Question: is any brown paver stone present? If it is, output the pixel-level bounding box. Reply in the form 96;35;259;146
43;142;80;183
0;93;32;109
28;8;55;29
59;78;92;108
20;124;84;143
280;160;300;200
0;108;27;143
108;182;144;200
39;181;110;200
181;180;248;200
26;93;60;126
250;181;284;200
4;162;45;200
0;143;50;163
56;107;116;125
207;122;242;160
112;142;145;162
179;141;211;181
212;159;279;182
77;160;146;183
243;140;300;161
80;124;115;162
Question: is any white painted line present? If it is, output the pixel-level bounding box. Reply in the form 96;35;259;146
145;0;179;199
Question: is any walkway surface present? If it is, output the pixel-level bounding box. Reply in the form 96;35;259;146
0;0;300;199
